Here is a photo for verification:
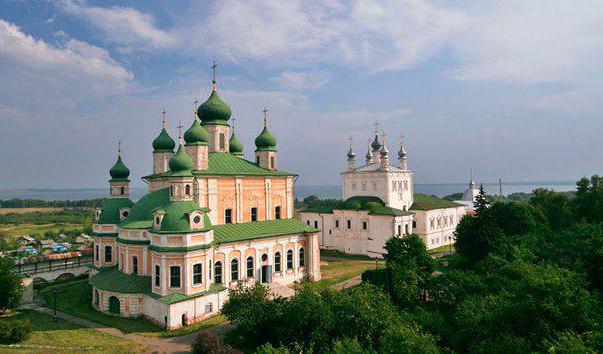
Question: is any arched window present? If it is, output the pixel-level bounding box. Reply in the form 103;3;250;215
193;263;203;285
214;261;223;284
94;290;99;306
299;247;305;267
185;184;191;195
246;256;254;278
94;245;99;262
270;156;275;169
120;186;125;195
231;258;239;281
170;185;174;196
224;209;232;224
108;296;120;314
251;207;258;222
286;250;293;270
274;252;281;272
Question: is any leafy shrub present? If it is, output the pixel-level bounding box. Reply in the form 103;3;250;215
361;268;386;288
192;332;241;354
0;320;32;343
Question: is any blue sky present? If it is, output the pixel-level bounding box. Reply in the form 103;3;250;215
1;0;602;188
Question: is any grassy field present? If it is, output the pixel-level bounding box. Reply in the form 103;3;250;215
0;223;83;238
0;309;145;353
316;253;383;287
39;281;226;338
0;208;64;215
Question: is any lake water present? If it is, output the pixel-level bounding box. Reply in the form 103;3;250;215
0;181;576;202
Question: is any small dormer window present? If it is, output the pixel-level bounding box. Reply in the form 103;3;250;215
155;216;161;225
189;211;204;229
95;209;101;221
153;213;165;230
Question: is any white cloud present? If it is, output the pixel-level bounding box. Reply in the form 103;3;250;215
272;71;331;90
0;19;132;97
58;0;177;51
198;0;463;71
449;0;603;84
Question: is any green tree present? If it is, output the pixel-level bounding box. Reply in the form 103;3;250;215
474;184;489;218
529;188;574;230
384;236;434;306
379;323;440;354
0;256;24;310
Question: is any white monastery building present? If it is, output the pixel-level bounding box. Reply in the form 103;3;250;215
90;69;320;330
299;129;465;258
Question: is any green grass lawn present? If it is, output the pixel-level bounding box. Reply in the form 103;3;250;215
0;309;145;353
0;223;84;238
315;254;383;287
39;281;162;336
39;280;227;337
429;244;456;254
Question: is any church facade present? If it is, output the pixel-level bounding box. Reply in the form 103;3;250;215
299;131;465;258
90;75;320;329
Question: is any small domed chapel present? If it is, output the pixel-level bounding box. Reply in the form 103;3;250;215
90;72;321;329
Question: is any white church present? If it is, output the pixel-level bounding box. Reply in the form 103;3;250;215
299;128;466;258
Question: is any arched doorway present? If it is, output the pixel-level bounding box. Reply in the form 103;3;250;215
181;313;187;327
108;296;120;314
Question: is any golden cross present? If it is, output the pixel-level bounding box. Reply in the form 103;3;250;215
161;108;167;128
118;140;122;156
177;121;183;139
231;117;236;131
211;60;217;90
262;107;268;126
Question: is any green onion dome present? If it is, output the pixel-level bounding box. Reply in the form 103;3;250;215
169;144;193;172
153;128;176;152
229;131;244;155
254;126;277;151
183;118;209;145
197;91;232;126
109;155;130;180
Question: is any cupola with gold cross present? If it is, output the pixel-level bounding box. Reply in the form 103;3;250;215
254;107;278;170
184;98;209;170
109;141;131;198
152;110;176;174
197;61;231;153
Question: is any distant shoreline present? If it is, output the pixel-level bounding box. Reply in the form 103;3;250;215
0;181;576;202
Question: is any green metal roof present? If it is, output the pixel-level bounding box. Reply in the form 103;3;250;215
89;267;226;304
90;266;150;294
410;194;464;211
214;218;318;243
369;206;413;216
120;188;169;229
98;198;134;224
143;152;294;178
156;201;211;234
